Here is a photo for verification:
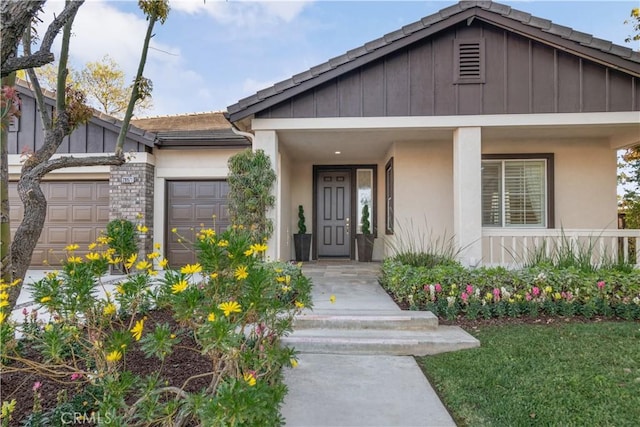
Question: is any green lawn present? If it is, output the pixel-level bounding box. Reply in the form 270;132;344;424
418;322;640;427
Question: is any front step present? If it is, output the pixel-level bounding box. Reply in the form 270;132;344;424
282;326;480;356
294;309;439;331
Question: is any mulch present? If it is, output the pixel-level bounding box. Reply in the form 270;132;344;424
0;308;211;426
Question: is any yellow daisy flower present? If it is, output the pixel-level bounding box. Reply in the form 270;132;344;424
130;319;144;341
234;266;249;280
181;263;202;275
243;372;256;387
171;280;189;294
86;252;101;261
219;301;242;317
136;260;152;271
106;350;122;363
103;303;116;316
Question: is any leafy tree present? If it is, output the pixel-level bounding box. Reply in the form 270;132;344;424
37;55;153;117
624;7;640;43
619;9;640;228
619;146;640;228
1;0;169;310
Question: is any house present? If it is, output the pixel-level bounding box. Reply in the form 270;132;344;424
225;0;640;266
8;80;249;268
8;1;640;269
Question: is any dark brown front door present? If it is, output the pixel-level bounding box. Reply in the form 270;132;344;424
317;171;351;257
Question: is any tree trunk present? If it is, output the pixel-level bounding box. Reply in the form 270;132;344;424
10;172;48;295
1;73;15;295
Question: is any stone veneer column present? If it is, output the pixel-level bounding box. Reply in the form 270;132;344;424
109;161;155;257
453;127;482;267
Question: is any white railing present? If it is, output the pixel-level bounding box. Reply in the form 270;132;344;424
482;228;640;268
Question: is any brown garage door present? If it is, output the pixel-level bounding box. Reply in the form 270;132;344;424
9;181;110;267
166;180;230;267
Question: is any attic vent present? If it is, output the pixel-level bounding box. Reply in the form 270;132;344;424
454;39;485;84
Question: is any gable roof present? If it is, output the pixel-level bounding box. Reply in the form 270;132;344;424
226;0;640;123
132;112;250;148
15;79;156;147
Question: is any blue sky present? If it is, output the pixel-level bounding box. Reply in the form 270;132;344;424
39;1;639;118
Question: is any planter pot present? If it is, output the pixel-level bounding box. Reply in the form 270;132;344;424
293;234;312;262
356;234;374;262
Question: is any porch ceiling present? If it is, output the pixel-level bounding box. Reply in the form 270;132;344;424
278;128;453;162
276;121;639;162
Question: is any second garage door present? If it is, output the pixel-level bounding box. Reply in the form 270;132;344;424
166;180;230;267
9;181;110;267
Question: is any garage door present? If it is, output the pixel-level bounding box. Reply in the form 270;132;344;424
9;181;110;267
166;180;230;267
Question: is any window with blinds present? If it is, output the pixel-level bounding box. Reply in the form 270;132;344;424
482;159;547;227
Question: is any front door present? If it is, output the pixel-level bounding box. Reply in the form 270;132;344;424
317;171;351;257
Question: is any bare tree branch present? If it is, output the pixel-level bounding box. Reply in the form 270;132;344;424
1;0;85;77
31;154;126;178
23;31;53;130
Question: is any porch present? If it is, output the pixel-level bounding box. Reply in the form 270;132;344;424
250;113;639;267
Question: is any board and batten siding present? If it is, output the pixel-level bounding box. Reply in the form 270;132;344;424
258;20;639;119
7;88;152;155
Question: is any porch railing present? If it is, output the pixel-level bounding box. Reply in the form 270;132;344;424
482;228;640;268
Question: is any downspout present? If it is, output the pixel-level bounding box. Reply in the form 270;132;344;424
231;124;254;145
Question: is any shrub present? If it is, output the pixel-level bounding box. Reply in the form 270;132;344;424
380;258;640;321
1;222;312;425
227;149;276;243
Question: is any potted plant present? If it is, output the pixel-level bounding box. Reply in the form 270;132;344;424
356;204;374;262
293;205;312;262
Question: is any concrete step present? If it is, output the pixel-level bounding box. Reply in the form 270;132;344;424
293;309;439;331
282;326;480;356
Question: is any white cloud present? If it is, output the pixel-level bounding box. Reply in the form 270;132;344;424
35;0;208;117
172;0;313;29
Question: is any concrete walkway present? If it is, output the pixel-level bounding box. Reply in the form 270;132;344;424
281;261;460;427
15;262;467;426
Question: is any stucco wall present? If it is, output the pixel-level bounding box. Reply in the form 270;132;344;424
279;149;292;261
386;140;455;257
289;161;314;252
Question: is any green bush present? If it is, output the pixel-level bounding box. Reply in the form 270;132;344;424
380;257;640;320
1;222;312;425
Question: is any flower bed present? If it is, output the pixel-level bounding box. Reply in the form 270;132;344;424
1;225;312;426
379;259;640;321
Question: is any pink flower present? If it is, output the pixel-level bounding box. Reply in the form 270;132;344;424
71;373;82;381
461;292;469;303
525;293;532;301
532;287;540;297
33;382;42;391
466;284;473;295
597;281;605;290
434;283;442;293
493;288;500;297
22;308;28;316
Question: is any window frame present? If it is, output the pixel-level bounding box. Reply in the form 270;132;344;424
481;153;555;229
385;157;394;235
